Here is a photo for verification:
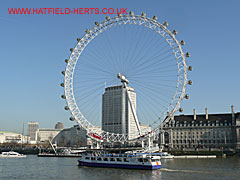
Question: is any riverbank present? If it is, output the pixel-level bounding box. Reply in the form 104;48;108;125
169;150;240;157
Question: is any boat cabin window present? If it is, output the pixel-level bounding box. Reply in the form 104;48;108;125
110;158;115;161
138;158;143;162
103;158;108;161
85;157;90;160
124;158;129;162
144;158;149;162
117;158;122;162
97;157;102;161
151;159;157;162
91;157;96;160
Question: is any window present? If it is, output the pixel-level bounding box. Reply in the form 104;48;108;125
138;158;143;162
117;158;122;162
104;158;108;161
110;158;115;161
91;157;96;160
144;159;149;162
97;157;102;161
85;157;90;160
124;158;129;162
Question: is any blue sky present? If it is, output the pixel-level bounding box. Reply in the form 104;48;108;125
0;0;239;133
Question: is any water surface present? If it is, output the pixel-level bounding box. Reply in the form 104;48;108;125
0;155;239;180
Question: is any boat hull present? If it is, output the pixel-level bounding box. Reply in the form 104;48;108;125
78;160;161;170
0;155;26;158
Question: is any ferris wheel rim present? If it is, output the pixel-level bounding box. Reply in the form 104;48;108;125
63;13;188;142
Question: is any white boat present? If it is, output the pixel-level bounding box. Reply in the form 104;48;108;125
158;152;174;159
0;151;26;158
135;152;174;159
78;153;161;170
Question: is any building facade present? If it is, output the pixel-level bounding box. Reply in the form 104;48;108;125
0;131;30;144
102;85;139;140
161;106;240;151
28;121;39;141
36;129;61;143
53;125;87;147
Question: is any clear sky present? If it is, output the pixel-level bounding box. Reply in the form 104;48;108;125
0;0;239;133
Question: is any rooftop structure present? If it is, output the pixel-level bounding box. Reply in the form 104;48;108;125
55;122;64;130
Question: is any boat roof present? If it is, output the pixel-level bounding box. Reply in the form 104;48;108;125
83;153;159;158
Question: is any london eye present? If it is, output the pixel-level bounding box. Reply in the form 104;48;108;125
61;11;192;144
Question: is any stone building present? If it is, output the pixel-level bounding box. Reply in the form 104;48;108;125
161;106;240;151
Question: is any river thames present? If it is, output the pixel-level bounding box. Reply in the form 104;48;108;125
0;156;239;180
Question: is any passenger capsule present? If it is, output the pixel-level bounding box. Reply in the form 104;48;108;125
61;95;66;99
85;29;90;34
95;21;99;26
70;48;73;52
188;80;192;85
185;52;190;58
153;16;158;21
64;106;69;110
188;66;193;71
77;38;81;42
141;12;146;17
172;30;178;35
185;94;190;99
179;108;183;112
69;117;75;121
129;11;134;16
60;83;64;87
180;40;185;45
163;21;168;27
61;71;65;75
65;59;69;63
105;16;110;21
117;13;122;17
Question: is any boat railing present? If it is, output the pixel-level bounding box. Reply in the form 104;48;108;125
83;153;160;160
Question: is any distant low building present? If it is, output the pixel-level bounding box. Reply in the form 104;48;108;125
36;129;61;143
0;131;30;144
161;106;240;151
